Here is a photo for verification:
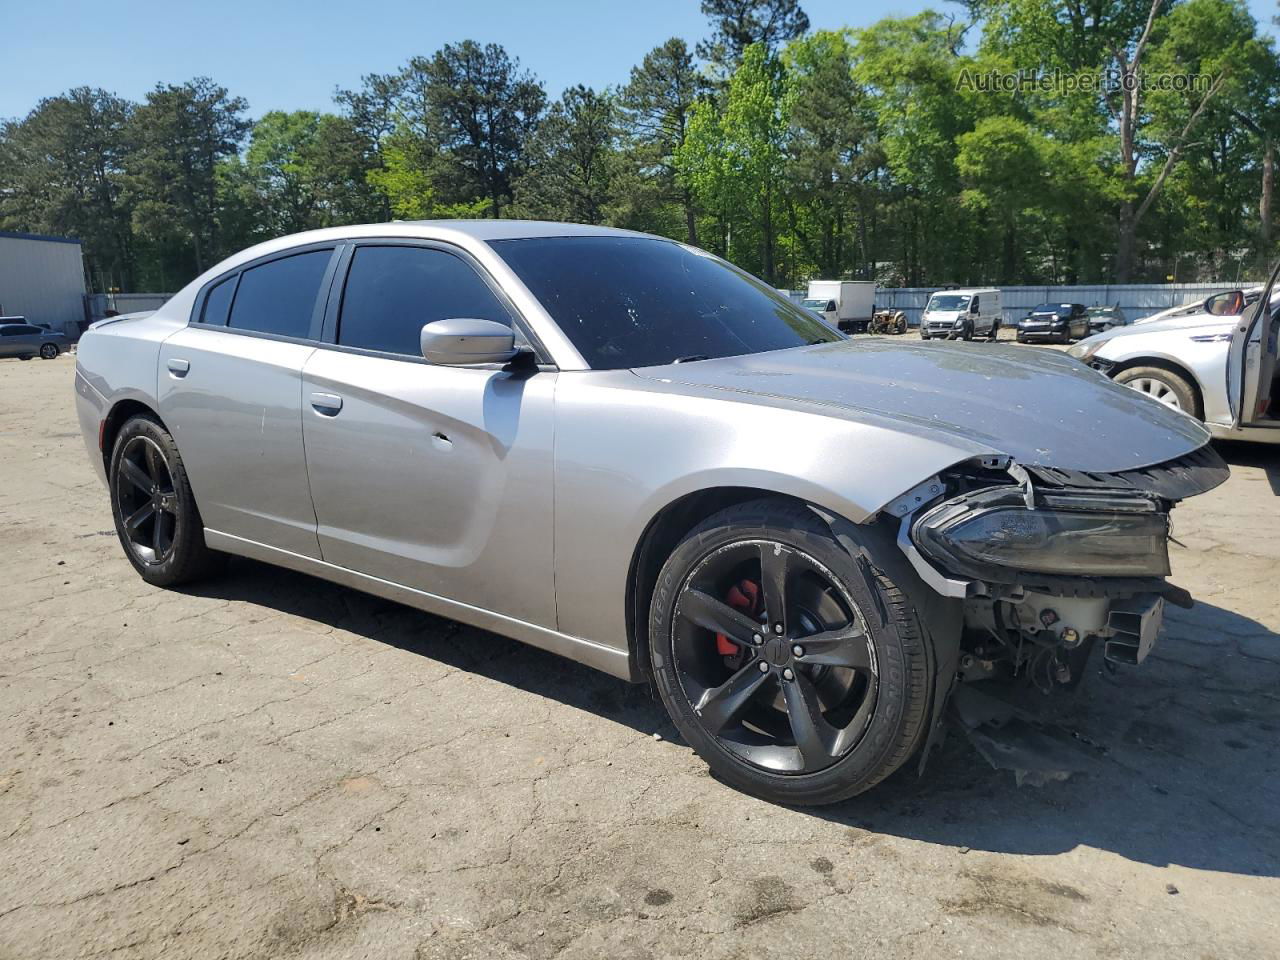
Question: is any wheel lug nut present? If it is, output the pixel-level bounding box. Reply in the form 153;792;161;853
783;668;794;681
774;624;784;634
758;662;769;673
792;645;804;657
752;634;762;644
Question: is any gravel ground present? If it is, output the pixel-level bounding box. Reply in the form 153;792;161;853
1;354;1278;960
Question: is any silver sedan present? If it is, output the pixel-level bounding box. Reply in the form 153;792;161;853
74;221;1232;804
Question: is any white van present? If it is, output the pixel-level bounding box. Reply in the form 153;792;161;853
920;288;1002;341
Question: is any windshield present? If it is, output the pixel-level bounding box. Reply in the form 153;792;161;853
927;295;969;312
801;299;827;309
1031;303;1072;317
1086;307;1115;316
490;236;842;369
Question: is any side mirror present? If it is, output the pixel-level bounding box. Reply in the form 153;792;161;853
420;318;517;366
1205;290;1244;316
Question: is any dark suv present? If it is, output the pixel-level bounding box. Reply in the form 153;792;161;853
1016;303;1089;344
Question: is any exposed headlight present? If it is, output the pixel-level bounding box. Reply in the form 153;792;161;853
913;490;1169;579
1066;338;1102;361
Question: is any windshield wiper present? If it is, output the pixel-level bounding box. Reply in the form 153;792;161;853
672;354;711;363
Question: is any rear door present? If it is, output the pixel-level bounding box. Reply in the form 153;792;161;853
1228;261;1280;429
157;244;340;558
299;240;557;629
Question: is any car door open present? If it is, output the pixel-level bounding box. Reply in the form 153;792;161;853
1228;260;1280;429
299;241;558;631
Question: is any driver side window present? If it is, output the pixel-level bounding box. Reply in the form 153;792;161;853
337;245;514;356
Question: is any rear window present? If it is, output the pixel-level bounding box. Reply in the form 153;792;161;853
200;275;237;326
228;250;332;338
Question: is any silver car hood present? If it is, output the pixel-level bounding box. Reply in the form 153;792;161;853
636;339;1209;472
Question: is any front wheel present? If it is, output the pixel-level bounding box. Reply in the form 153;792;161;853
109;415;225;586
648;499;930;805
1114;366;1201;419
39;343;59;359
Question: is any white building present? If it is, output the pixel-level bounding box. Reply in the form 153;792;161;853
0;231;87;336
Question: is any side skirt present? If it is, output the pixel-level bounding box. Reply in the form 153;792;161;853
203;529;635;681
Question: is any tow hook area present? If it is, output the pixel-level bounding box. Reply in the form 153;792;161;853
950;684;1103;786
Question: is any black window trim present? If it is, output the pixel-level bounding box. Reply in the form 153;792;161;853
317;237;554;368
187;241;341;346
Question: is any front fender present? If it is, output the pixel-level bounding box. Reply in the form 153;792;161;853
551;370;990;654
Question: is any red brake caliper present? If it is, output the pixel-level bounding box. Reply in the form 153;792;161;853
716;579;763;658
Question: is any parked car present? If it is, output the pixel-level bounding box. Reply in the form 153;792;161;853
75;221;1231;804
1085;304;1127;334
1016;303;1090;343
0;322;69;360
919;287;1002;340
1069;273;1280;445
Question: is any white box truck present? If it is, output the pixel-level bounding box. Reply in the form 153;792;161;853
802;281;877;333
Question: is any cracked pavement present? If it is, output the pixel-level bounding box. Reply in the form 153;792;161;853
1;356;1278;959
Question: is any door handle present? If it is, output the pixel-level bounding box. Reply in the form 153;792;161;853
310;392;343;415
166;358;190;377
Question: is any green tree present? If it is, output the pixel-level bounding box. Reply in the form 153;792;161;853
618;38;703;243
416;41;545;217
0;87;135;290
698;0;811;74
678;44;790;282
782;30;880;280
124;77;251;273
514;86;618;224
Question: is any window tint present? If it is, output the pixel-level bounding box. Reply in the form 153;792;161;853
490;237;840;369
200;275;237;326
338;245;513;356
228;249;332;338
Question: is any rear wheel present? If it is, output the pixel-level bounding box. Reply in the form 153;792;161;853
109;415;224;586
1114;366;1201;419
648;499;930;805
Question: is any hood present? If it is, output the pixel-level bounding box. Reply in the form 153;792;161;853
635;339;1209;473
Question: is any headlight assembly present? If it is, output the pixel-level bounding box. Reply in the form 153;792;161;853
912;488;1170;580
1066;338;1102;361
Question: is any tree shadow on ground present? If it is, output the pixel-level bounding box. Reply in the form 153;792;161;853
188;561;1280;880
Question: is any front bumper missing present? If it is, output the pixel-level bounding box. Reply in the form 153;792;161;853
1103;595;1164;664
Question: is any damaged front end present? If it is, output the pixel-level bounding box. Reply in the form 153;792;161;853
890;446;1228;779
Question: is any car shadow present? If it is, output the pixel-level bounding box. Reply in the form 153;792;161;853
185;560;1280;879
1214;439;1280;496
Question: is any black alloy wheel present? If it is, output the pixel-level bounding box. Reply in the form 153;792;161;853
649;499;930;805
671;539;878;775
115;434;179;565
39;343;59;359
109;415;224;586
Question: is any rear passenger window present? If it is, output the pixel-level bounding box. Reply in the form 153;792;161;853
200;275;236;326
337;245;513;356
228;250;332;338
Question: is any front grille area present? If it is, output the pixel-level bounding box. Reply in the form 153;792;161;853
1024;443;1229;501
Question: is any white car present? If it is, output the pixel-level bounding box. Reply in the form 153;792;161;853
1133;286;1265;325
1068;274;1280;444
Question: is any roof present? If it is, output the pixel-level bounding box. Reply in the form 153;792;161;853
0;229;81;246
399;219;650;240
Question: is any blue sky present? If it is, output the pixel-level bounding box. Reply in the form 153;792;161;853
2;0;1277;120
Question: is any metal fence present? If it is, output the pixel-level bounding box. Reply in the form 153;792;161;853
874;283;1241;328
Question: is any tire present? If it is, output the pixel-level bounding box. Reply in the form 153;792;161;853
648;498;930;805
920;332;930;340
18;354;32;361
1114;366;1201;419
108;414;225;586
987;320;1000;342
39;343;59;359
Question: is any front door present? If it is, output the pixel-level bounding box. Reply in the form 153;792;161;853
1229;260;1280;429
157;246;337;558
300;241;557;630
